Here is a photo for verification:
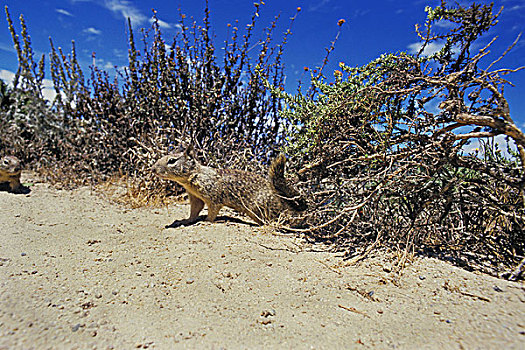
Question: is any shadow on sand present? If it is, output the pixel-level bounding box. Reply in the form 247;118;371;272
165;214;257;228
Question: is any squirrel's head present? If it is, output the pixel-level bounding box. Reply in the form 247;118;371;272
0;156;22;175
152;145;199;182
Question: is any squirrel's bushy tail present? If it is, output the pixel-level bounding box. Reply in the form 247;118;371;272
269;154;307;212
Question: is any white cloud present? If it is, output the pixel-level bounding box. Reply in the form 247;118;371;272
56;8;74;17
0;69;15;85
150;17;172;29
308;0;330;12
83;27;102;35
408;41;445;56
505;4;525;13
0;42;16;54
112;48;126;58
461;138;480;154
103;62;115;70
408;39;463;57
434;20;455;29
0;69;57;102
92;57;116;70
41;78;57;102
462;134;518;159
103;0;147;25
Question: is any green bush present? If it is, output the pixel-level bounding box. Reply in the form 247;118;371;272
276;1;524;275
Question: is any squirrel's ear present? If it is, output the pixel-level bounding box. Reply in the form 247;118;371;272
184;144;195;157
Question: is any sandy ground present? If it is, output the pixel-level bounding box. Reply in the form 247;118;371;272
1;175;524;349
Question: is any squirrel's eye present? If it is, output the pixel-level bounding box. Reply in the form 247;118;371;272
167;158;177;165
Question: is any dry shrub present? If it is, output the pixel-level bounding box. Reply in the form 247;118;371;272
2;2;297;189
2;1;524;278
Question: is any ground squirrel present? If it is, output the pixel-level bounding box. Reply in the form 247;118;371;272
0;155;22;193
152;145;306;225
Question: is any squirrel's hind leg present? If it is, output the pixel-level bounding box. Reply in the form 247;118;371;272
205;203;222;222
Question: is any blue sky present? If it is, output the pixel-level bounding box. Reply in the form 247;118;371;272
1;0;525;128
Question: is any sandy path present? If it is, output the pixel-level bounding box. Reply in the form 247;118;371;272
1;179;524;349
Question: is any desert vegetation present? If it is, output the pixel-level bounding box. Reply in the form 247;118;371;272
1;1;523;278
